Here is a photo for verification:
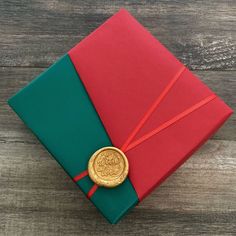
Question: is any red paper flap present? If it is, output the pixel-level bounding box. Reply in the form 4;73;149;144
69;9;183;148
69;9;233;200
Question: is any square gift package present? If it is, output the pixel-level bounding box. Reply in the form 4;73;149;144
8;9;233;223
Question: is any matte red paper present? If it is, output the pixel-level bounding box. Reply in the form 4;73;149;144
69;9;233;201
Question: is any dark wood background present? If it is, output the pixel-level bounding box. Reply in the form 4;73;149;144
0;1;235;235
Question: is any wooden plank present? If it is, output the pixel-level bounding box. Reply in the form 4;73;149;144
0;0;235;69
1;67;235;141
0;138;235;235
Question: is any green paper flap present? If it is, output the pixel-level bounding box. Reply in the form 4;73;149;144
8;54;138;224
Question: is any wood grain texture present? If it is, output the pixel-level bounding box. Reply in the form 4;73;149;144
0;136;235;235
0;0;235;69
0;0;235;235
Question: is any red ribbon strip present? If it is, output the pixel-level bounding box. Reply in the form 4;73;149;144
87;184;98;198
73;171;98;198
73;170;88;182
123;94;216;153
73;66;216;199
120;66;186;152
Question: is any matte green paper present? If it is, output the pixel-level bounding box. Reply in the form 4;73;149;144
8;55;138;224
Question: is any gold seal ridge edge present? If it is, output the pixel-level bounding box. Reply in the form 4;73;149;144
88;146;129;188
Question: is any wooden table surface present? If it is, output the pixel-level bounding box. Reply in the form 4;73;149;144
0;1;235;235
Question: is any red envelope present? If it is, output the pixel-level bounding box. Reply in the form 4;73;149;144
69;9;232;201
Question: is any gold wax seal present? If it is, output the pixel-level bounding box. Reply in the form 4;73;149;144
88;147;129;188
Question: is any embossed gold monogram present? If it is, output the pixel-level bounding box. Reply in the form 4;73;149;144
88;147;129;188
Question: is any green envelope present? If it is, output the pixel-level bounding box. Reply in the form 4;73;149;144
8;54;138;224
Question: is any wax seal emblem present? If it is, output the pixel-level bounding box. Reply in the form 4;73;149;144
88;147;129;188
